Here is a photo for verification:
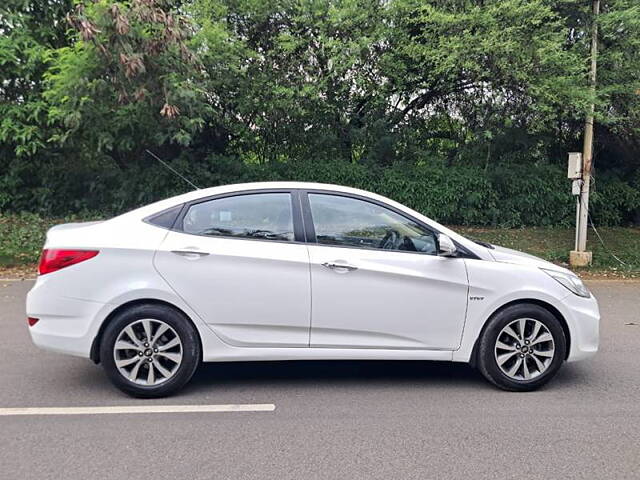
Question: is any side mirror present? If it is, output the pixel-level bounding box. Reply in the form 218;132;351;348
438;233;457;257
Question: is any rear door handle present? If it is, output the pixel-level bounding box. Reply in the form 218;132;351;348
322;261;358;272
171;250;210;258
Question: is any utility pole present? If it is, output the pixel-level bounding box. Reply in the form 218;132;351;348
570;0;599;267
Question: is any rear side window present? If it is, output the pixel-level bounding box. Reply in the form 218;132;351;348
182;193;294;242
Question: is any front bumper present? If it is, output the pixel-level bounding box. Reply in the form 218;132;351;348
562;291;600;362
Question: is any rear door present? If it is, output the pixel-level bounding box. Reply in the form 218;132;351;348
154;190;311;347
304;192;469;350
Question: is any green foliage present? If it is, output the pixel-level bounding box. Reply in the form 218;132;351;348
385;0;588;134
17;154;627;228
0;212;101;265
43;0;209;163
1;0;640;227
0;0;72;157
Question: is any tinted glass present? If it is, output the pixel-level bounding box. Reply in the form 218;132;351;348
146;205;182;229
183;193;294;241
308;194;437;254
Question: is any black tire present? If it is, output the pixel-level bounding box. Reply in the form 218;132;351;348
100;304;201;398
477;303;566;392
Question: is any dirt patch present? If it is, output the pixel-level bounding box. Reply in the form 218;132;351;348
0;264;37;280
577;270;640;281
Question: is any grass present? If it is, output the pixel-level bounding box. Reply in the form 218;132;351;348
456;226;640;278
1;214;639;278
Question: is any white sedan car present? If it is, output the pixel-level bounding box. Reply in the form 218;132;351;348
27;182;599;397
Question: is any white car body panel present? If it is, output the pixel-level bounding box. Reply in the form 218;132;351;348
26;181;599;369
307;244;468;349
154;230;311;347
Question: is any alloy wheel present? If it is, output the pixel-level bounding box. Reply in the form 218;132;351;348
494;318;555;381
113;319;183;386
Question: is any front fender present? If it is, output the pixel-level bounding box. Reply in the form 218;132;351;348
454;259;572;362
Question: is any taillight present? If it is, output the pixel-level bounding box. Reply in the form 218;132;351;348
38;249;99;275
28;317;39;327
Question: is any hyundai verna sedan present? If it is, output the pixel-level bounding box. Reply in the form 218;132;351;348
26;182;599;397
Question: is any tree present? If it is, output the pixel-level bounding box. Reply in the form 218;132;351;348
382;0;590;165
0;0;73;210
0;0;639;222
44;0;209;169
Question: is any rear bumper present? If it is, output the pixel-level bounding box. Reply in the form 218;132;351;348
26;279;107;358
562;292;600;362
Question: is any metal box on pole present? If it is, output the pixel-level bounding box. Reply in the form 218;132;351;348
568;152;582;179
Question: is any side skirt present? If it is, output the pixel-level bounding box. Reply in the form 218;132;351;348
202;347;454;363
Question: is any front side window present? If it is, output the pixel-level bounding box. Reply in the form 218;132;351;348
182;193;294;242
308;193;437;254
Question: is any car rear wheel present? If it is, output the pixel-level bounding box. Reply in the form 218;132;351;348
100;304;200;398
477;303;566;392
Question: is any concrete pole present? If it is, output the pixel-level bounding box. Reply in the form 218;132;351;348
571;0;599;267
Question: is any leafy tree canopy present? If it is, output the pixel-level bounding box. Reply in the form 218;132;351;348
1;0;639;224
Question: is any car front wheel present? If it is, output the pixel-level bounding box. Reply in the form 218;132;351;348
477;303;566;391
100;304;200;398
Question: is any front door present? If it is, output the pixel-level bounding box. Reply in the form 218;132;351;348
305;192;469;350
154;191;311;347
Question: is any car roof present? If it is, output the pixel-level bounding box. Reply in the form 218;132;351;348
122;182;385;219
178;182;374;201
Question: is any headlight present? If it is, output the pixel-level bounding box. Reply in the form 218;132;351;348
541;268;590;298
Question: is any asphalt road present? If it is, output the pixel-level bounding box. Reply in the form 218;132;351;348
1;280;639;479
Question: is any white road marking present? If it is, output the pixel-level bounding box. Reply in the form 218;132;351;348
0;404;276;416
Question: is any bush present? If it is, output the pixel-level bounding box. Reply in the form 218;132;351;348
0;212;101;264
1;155;638;228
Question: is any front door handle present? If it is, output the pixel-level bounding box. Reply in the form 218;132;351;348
322;261;358;272
171;249;210;258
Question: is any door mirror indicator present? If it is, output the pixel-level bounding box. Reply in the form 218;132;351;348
438;234;457;257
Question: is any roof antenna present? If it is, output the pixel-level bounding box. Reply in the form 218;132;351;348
145;149;201;190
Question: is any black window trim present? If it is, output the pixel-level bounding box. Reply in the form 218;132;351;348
299;189;479;259
143;204;186;230
171;188;306;244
